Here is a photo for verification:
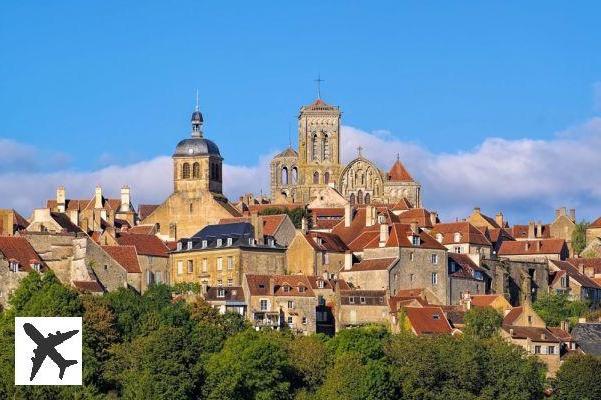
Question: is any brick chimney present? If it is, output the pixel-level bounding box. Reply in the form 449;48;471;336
379;224;389;247
430;211;438;227
94;185;103;209
495;212;504;227
120;186;131;212
528;221;535;239
344;204;352;228
56;186;66;212
569;208;576;222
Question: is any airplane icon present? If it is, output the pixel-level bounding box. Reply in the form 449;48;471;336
23;322;79;381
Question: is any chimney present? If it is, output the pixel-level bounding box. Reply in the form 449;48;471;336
509;328;514;336
430;211;438;227
251;211;263;244
120;186;131;212
94;185;103;209
527;221;535;239
344;252;352;270
301;217;308;234
536;222;543;238
365;205;376;227
555;208;561;219
462;292;472;310
344;203;352;227
560;320;569;331
559;207;567;217
569;208;576;222
495;212;504;227
379;224;389;247
56;186;66;212
33;208;52;221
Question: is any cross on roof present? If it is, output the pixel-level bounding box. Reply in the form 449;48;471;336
357;146;363;157
314;74;324;99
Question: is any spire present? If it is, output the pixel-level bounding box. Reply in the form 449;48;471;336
191;89;203;138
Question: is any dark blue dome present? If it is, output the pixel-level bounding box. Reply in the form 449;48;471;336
173;138;220;157
191;110;203;123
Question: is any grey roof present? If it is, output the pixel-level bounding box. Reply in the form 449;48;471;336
193;222;253;240
571;323;601;355
173;137;220;157
191;110;203;123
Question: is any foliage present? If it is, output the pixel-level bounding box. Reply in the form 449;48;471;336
326;324;390;362
533;292;589;327
172;281;202;295
552;354;601;400
259;206;308;228
464;306;503;338
571;220;589;255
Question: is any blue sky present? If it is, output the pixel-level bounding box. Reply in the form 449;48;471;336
1;1;601;222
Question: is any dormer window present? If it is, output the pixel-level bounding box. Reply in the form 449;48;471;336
31;262;41;273
378;215;386;224
226;237;233;246
177;242;183;251
298;286;306;293
432;314;440;320
9;261;19;272
186;241;193;250
317;280;324;289
411;235;420;246
217;288;225;298
216;239;223;247
454;232;462;243
283;285;291;292
436;233;443;243
202;240;207;248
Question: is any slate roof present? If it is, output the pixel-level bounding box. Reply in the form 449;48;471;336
178;222;285;252
570;323;601;355
50;212;84;233
404;306;453;335
117;233;169;257
218;214;288;237
448;253;486;280
0;236;44;272
101;245;142;273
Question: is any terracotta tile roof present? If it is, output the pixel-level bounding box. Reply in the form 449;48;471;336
0;236;44;272
12;210;29;230
165;241;178;251
245;274;315;297
306;276;335;290
566;258;601;274
502;307;522;326
311;208;345;217
397;208;434;228
138;204;159;220
204;286;245;302
47;199;90;212
502;326;561;343
245;274;271;296
127;224;157;235
387;159;414;182
498;239;567;256
548;327;572;341
510;224;551;239
448;253;485;279
72;280;105;293
117;233;169;257
349;257;398;271
305;232;348;252
390;198;413;211
549;260;600;289
101;245;141;273
396;288;425;298
469;294;506;308
364;223;447;251
431;222;492;246
589;217;601;229
389;295;428;312
404;306;453;335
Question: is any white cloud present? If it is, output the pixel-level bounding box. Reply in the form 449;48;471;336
2;117;601;223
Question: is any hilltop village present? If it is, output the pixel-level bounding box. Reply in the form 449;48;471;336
2;96;601;382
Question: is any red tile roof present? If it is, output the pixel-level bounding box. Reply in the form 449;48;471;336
390;198;413;211
0;236;43;272
589;216;601;229
549;260;600;289
397;208;434;228
245;274;316;297
349;257;398;271
469;294;506;308
431;222;492;246
72;280;105;293
502;307;522;326
138;204;160;220
388;159;414;182
116;233;169;257
127;224;157;235
498;239;567;256
404;306;453;335
305;232;348;252
101;245;141;273
510;224;551;239
566;258;601;274
502;326;561;343
364;223;447;251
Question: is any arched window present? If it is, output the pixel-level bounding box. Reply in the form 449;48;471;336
182;163;191;179
324;172;330;184
364;193;371;204
291;167;298;184
192;162;200;178
313;171;319;184
281;167;288;185
357;190;364;204
322;134;329;161
349;193;356;205
312;134;318;161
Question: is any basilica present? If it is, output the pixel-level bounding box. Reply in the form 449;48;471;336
270;97;421;208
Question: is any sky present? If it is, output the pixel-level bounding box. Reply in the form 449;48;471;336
1;1;601;223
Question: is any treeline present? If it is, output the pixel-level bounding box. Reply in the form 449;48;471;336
0;272;599;400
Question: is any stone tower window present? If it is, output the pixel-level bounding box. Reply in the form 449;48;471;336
182;163;191;179
364;193;371;204
312;134;318;161
324;172;330;185
349;193;355;205
281;166;288;185
192;162;200;178
313;171;319;184
357;190;364;204
291;167;298;184
322;134;329;161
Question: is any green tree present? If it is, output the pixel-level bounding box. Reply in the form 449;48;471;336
259;207;308;228
326;325;390;362
464;306;503;338
571;221;590;255
288;334;330;392
552;354;601;400
533;292;589;327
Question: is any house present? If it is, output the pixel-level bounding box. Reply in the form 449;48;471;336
203;286;246;315
0;236;45;307
243;274;317;334
570;322;601;356
398;306;454;335
467;207;505;230
498;239;569;262
0;209;29;236
309;208;345;231
117;233;170;291
566;258;601;286
548;260;601;304
101;245;143;292
430;221;493;261
586;217;601;247
337;289;389;329
171;222;286;287
218;213;296;246
286;231;349;276
447;253;488;304
339;257;399;291
462;293;512;313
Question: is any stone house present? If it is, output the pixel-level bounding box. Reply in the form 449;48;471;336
309;207;345;231
219;213;296;247
202;286;246;315
549;207;577;255
461;293;512;313
339;257;399;292
498;239;569;263
397;306;454;335
430;221;493;262
566;258;601;287
101;245;142;292
467;207;506;230
243;274;317;335
548;260;601;304
481;258;549;306
336;289;389;329
171;222;286;287
447;253;488;305
0;236;45;307
117;233;170;291
586;217;601;247
0;209;29;236
286;231;349;276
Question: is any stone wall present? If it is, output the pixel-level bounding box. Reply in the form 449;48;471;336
139;255;169;292
482;258;548;306
0;258;29;307
449;277;486;305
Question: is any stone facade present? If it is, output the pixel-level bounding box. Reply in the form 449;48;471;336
336;289;389;329
138;254;169;291
481;258;549;306
286;231;347;276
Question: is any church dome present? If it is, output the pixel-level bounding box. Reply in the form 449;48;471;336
173;138;220;157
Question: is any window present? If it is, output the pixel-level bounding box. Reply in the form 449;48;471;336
227;278;233;286
313;171;319;184
187;241;193;250
302;316;307;325
317;280;324;289
9;261;19;272
217;288;225;298
189;203;193;213
410;273;415;282
454;246;461;253
453;232;462;243
177;242;182;251
31;263;41;273
322;135;329;160
182;163;190;179
217;258;223;271
217;279;223;286
155;271;163;283
146;271;155;285
432;314;440;320
527;316;533;325
288;300;294;309
431;272;438;285
287;316;293;324
431;254;438;264
349;296;355;304
192;162;200;178
548;346;555;355
312;134;318;161
323;252;329;264
412;235;420;246
364;193;371;204
227;256;233;270
360;297;366;304
357;190;363;204
226;237;233;246
177;261;183;275
324;171;330;184
103;264;108;271
409;252;414;261
379;297;384;304
291;167;298;184
202;258;208;272
202;240;207;248
281;167;288;185
534;345;541;354
560;276;567;288
187;260;193;274
283;285;291;292
260;299;268;311
216;238;222;247
299;286;306;293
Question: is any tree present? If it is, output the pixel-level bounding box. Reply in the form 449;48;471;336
571;221;589;255
552;354;601;400
463;306;503;338
533;292;589;327
259;207;308;229
326;325;390;362
288;334;330;392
